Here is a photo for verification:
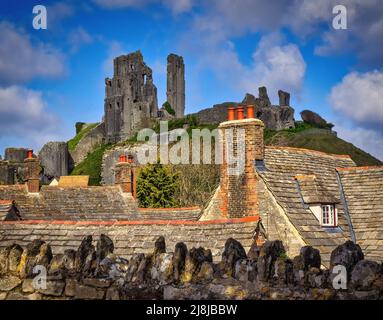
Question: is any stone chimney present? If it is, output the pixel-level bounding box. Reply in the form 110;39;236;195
24;150;41;193
218;105;264;218
114;154;137;197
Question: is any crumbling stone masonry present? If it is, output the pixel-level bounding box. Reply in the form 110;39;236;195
167;54;185;118
104;51;158;143
38;142;69;183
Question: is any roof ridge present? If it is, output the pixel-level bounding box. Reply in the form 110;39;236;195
266;145;352;159
336;165;383;172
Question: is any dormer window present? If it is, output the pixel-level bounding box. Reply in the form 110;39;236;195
321;204;337;227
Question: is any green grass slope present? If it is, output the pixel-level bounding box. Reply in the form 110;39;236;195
68;123;99;151
70;144;112;185
265;125;382;166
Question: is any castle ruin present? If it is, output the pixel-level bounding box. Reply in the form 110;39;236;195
166;54;185;118
104;51;159;143
104;51;186;143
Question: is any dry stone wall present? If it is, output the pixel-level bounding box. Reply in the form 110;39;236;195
0;235;382;300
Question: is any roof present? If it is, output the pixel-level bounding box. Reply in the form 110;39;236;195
295;174;339;204
0;217;259;261
337;166;383;262
0;185;201;221
258;146;356;265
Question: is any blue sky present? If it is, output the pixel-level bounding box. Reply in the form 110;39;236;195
0;0;382;160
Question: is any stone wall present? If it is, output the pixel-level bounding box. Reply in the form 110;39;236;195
0;236;382;300
38;142;69;183
193;87;295;130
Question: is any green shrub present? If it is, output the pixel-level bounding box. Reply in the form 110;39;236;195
136;163;179;208
163;101;176;116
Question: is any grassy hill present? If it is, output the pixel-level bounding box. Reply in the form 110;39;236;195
265;122;381;166
69;119;381;187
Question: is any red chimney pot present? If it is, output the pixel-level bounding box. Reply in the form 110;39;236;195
27;149;33;159
237;106;245;120
247;105;255;119
119;155;127;163
228;107;235;121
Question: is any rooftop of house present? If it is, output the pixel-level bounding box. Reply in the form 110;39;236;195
259;146;383;264
337;166;383;262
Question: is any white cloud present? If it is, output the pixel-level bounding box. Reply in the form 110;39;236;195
0;22;66;85
180;32;306;102
330;70;383;125
190;0;383;67
336;125;383;161
68;26;94;53
243;34;306;100
93;0;193;14
162;0;194;14
0;86;65;151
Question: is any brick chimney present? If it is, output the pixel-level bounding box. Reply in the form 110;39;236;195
115;154;137;197
24;150;41;193
219;105;264;218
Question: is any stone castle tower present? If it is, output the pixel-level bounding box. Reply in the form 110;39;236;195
104;51;158;143
166;54;185;118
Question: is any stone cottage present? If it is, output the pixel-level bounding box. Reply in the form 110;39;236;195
0;107;382;267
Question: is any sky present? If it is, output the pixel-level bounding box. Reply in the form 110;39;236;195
0;0;382;160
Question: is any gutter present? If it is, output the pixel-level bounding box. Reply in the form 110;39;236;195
335;170;356;243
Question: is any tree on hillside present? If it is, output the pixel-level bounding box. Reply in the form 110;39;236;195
136;163;179;208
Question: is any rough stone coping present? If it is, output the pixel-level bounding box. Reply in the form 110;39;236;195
0;216;259;226
218;118;264;128
137;206;201;212
266;145;352;160
336;165;383;172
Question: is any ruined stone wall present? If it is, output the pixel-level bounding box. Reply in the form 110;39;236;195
167;54;185;118
104;51;158;143
0;161;14;185
194;87;295;130
38;142;69;183
0;235;381;300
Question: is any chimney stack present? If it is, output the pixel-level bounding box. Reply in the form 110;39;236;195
24;150;40;193
115;154;137;197
218;107;264;218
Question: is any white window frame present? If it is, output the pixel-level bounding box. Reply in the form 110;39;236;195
321;204;337;227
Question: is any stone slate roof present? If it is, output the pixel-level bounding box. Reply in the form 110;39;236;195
0;217;258;261
337;166;383;262
0;185;200;221
259;146;356;265
295;174;339;204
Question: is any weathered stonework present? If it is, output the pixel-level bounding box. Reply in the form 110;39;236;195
0;236;381;300
166;54;185;118
194;87;295;130
38;142;69;183
104;51;158;143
